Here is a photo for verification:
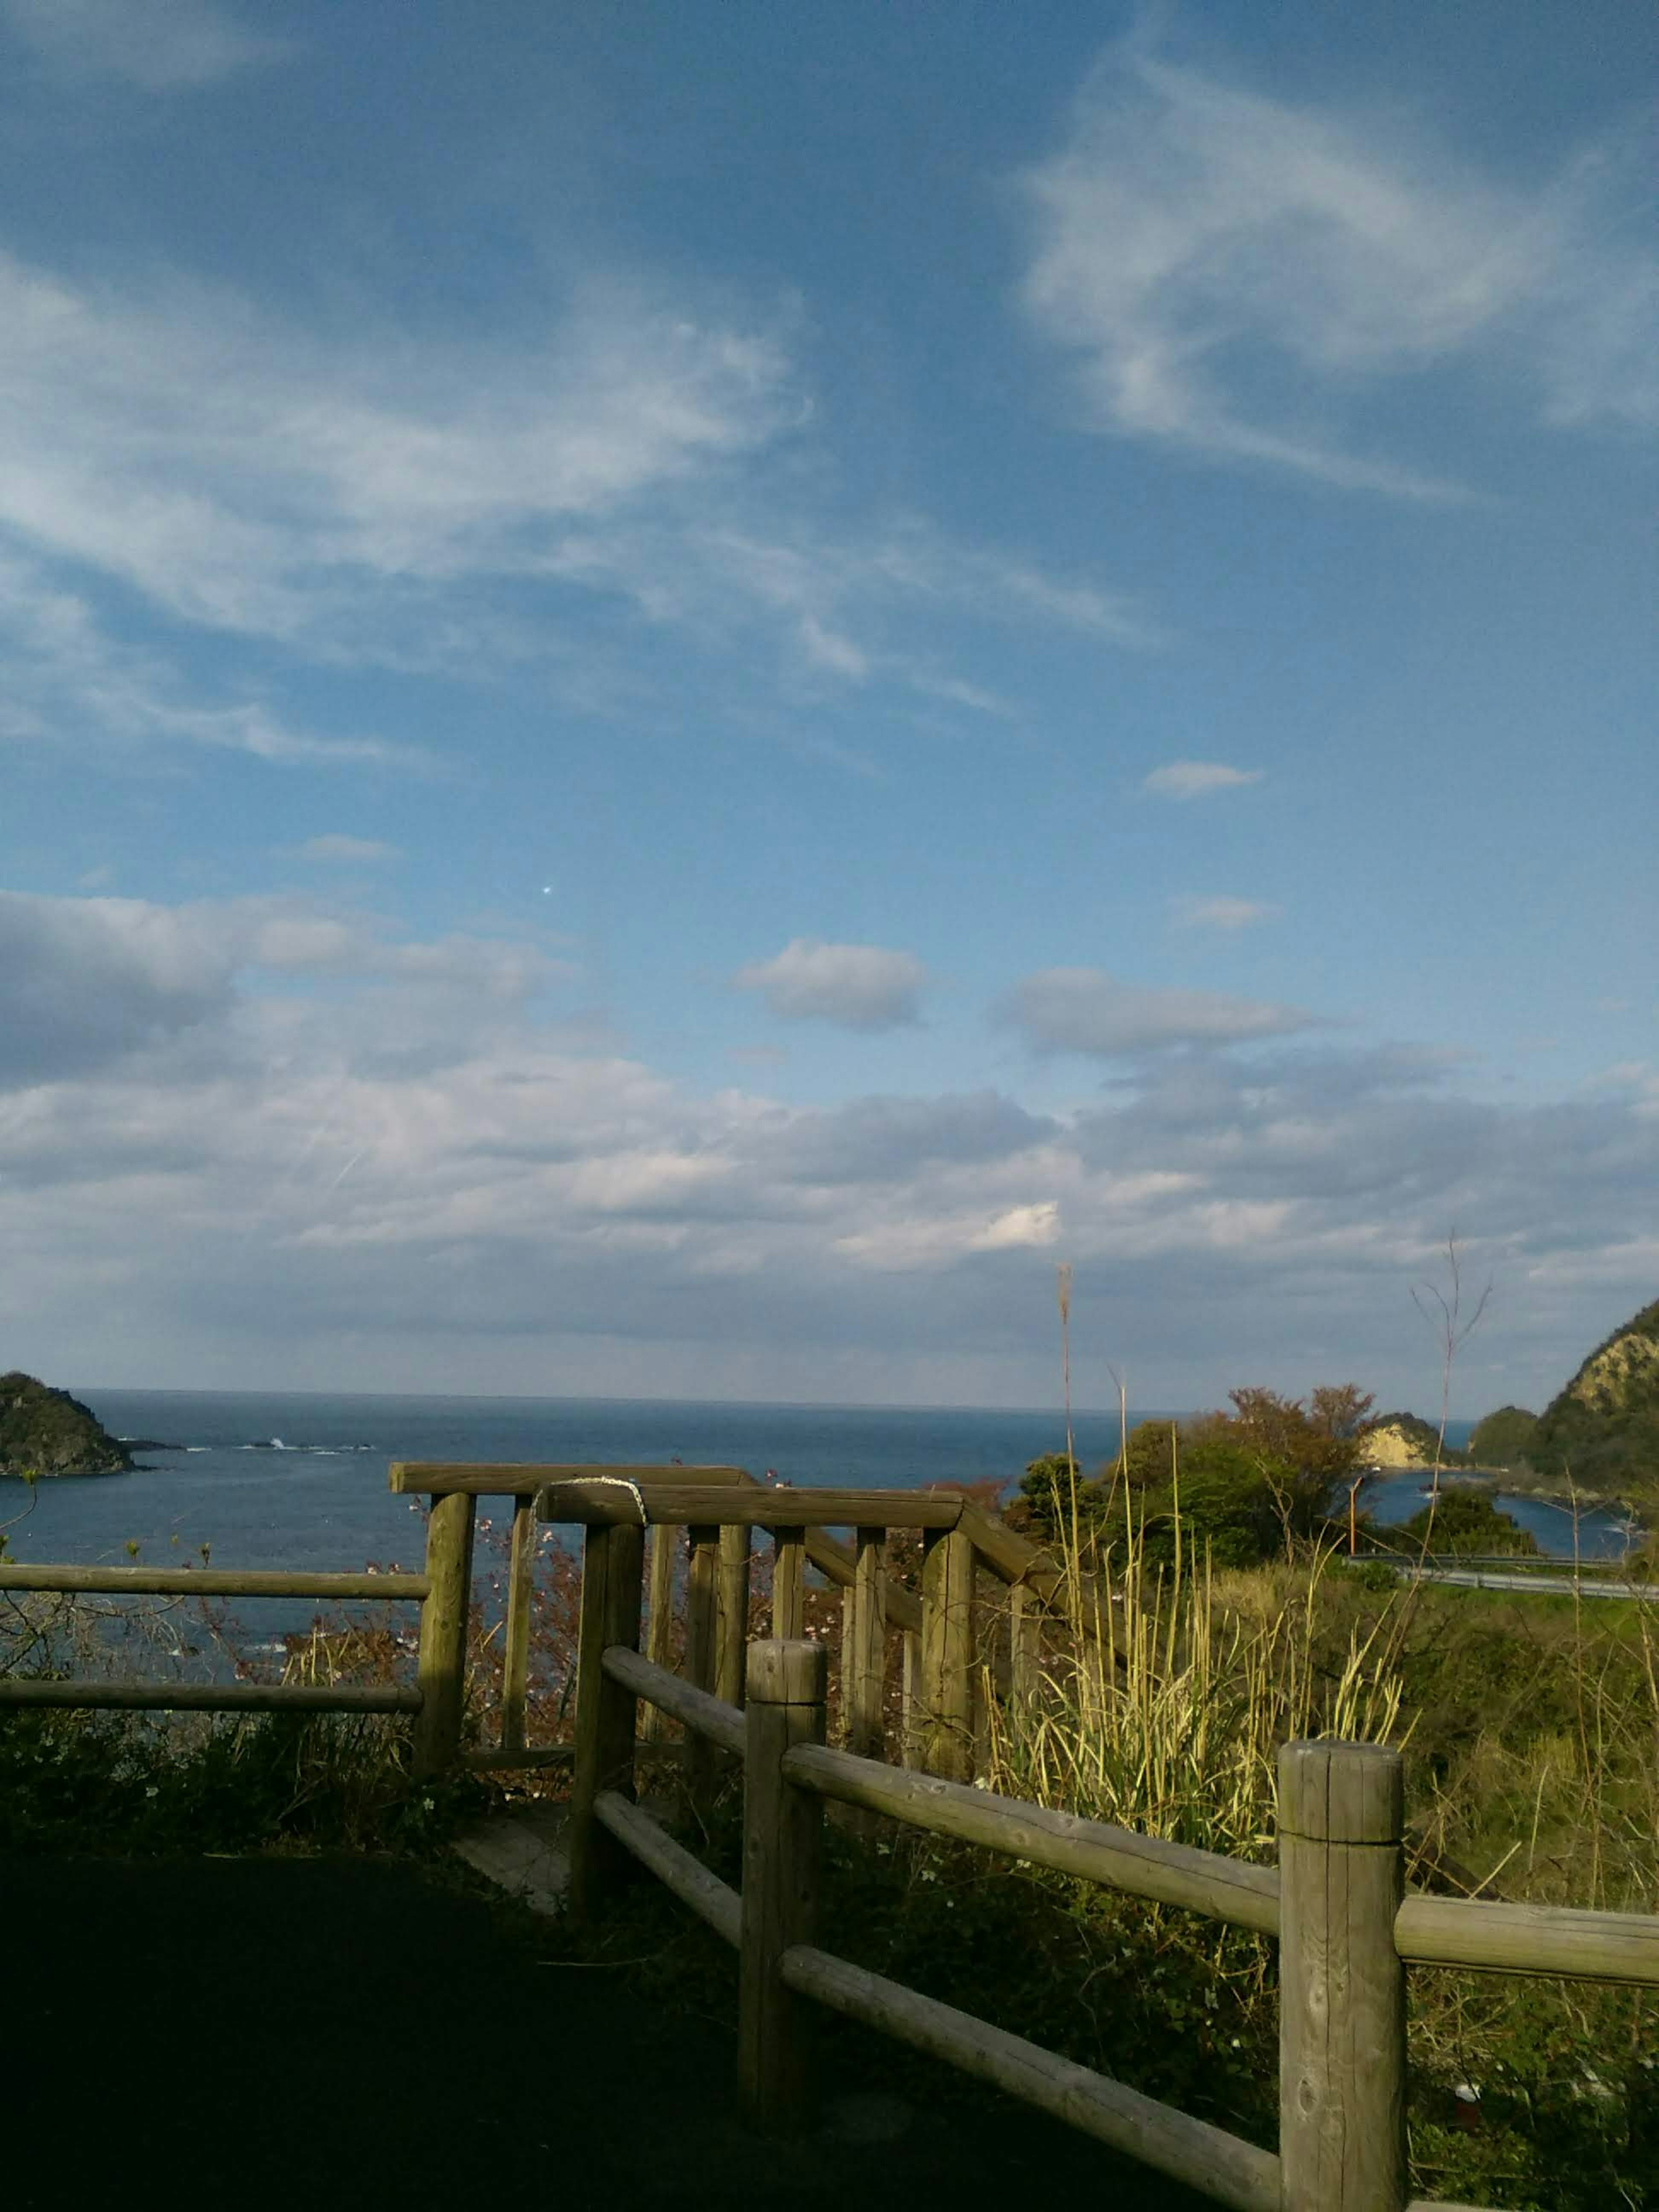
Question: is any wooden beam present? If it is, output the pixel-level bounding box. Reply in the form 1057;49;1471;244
0;1680;420;1713
601;1644;745;1759
413;1488;476;1779
847;1528;887;1762
739;1641;827;2125
1395;1894;1659;1989
0;1565;429;1600
685;1525;720;1817
920;1524;976;1781
390;1462;748;1495
534;1484;964;1530
782;1740;1280;1935
770;1527;804;1640
1278;1739;1407;2212
780;1945;1279;2212
639;1523;679;1743
715;1523;752;1707
497;1491;535;1752
568;1521;645;1918
595;1790;742;1950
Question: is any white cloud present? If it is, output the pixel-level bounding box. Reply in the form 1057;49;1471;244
0;891;566;1088
0;891;232;1082
1000;967;1317;1055
1;0;284;89
0;250;1156;760
1174;896;1278;931
1144;761;1262;800
0;547;424;769
0;254;798;642
735;939;928;1031
1020;43;1659;491
296;836;400;866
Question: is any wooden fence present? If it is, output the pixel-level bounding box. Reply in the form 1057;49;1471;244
6;1463;1656;2209
535;1475;1659;2212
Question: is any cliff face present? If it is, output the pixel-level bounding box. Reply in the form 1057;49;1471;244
0;1373;132;1478
1531;1299;1659;1499
1361;1413;1464;1468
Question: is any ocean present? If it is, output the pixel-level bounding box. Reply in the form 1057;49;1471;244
0;1391;1626;1606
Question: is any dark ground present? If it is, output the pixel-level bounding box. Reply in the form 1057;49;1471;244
3;1851;1215;2209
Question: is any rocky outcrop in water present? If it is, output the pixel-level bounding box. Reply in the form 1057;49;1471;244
0;1372;132;1478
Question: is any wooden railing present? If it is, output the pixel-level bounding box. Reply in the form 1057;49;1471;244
535;1476;1659;2212
7;1459;1654;2210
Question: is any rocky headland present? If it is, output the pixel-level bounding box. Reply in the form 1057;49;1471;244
0;1372;132;1478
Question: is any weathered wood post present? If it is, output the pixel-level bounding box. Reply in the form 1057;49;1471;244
639;1523;678;1745
685;1524;720;1816
413;1488;477;1779
920;1522;975;1780
716;1522;753;1707
498;1491;535;1752
1278;1738;1408;2212
1008;1580;1038;1730
848;1527;886;1760
770;1527;804;1639
568;1518;646;1918
739;1638;826;2126
899;1628;921;1768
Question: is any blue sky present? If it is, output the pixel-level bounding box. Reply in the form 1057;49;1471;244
1;0;1655;1413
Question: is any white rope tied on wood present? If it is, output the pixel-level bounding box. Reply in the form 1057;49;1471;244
578;1475;649;1526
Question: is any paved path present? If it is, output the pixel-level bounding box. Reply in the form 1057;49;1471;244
3;1850;1214;2209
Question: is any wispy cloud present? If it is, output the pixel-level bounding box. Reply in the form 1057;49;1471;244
0;544;426;769
1173;896;1278;931
736;939;928;1031
1020;41;1659;492
0;0;286;89
1144;761;1262;800
999;966;1317;1055
0;247;1156;759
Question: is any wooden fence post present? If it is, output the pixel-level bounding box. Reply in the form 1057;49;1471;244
413;1489;476;1780
920;1524;975;1780
716;1522;752;1707
498;1491;534;1752
848;1527;886;1760
1008;1580;1038;1729
686;1525;720;1817
639;1524;678;1744
1278;1738;1408;2212
739;1638;826;2126
899;1629;920;1769
771;1527;804;1640
569;1519;645;1918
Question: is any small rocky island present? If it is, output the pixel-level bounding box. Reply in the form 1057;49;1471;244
0;1372;133;1478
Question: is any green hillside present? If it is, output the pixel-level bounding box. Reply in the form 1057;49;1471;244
1529;1298;1659;1502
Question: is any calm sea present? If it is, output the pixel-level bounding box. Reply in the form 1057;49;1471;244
1;1391;1625;1604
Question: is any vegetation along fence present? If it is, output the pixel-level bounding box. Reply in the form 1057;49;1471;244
5;1464;1656;2209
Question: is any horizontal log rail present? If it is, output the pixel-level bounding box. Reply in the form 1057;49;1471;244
600;1643;746;1758
781;1943;1280;2212
389;1462;749;1495
595;1787;743;1948
0;1565;429;1600
0;1679;420;1713
537;1481;966;1530
1395;1892;1659;1988
782;1740;1281;1937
